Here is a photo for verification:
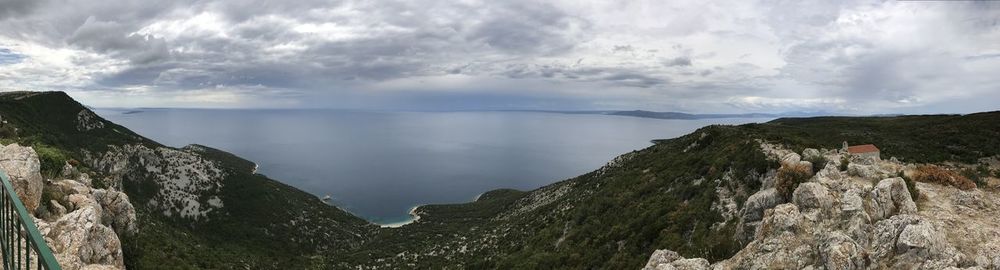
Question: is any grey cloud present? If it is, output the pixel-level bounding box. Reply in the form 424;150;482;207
67;17;171;65
1;0;998;113
467;2;589;55
663;57;692;67
0;0;43;20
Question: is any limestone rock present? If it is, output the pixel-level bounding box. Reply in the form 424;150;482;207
792;182;832;211
870;178;917;221
738;188;784;242
821;232;864;270
643;249;682;269
847;163;878;180
670;258;709;270
742;188;784;222
37;204;125;270
759;204;801;237
781;152;802;166
0;143;44;211
870;214;920;263
642;250;708;270
896;222;942;257
841;188;864;212
92;189;137;236
76;109;105;131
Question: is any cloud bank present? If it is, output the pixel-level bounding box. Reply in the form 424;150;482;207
0;0;998;113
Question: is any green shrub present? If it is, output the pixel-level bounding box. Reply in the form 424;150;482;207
805;155;828;174
839;156;850;171
33;143;69;178
0;125;16;139
962;168;986;189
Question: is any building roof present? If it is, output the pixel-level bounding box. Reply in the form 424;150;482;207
848;144;879;154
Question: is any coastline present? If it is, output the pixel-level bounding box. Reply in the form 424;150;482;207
379;191;488;227
378;205;424;228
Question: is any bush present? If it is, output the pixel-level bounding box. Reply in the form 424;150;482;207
839;156;850;171
898;171;919;200
962;167;987;189
33;143;69;178
805;155;827;174
776;163;812;201
0;125;16;139
913;165;976;190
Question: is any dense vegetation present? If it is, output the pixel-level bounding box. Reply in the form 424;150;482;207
1;91;997;269
748;113;1000;163
0;92;375;269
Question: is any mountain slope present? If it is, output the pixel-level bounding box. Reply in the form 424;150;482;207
0;91;376;269
2;91;998;269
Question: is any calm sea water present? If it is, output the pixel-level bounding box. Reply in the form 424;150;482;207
94;109;763;224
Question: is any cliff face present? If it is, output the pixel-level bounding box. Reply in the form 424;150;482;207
0;143;136;270
644;145;1000;270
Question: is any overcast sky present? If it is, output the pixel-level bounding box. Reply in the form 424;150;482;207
0;0;998;113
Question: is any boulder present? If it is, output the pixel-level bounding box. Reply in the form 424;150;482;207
0;143;44;211
642;250;709;270
781;153;802;166
841;189;864;212
92;189;138;236
821;232;865;270
792;182;832;211
870;178;917;221
896;222;942;258
643;249;682;269
847;163;879;180
758;204;801;238
870;214;920;263
37;204;125;270
742;188;784;222
670;258;710;270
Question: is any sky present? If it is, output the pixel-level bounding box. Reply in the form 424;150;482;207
0;0;998;114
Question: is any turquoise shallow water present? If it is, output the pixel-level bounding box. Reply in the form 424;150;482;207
95;109;764;224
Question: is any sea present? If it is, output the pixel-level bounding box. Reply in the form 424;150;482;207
93;109;764;225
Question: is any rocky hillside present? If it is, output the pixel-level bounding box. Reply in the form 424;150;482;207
0;91;376;269
644;144;1000;269
0;91;998;269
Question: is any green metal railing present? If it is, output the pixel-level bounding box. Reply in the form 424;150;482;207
0;170;61;270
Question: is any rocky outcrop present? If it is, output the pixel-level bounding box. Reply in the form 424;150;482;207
85;144;226;220
870;177;917;221
76;109;105;132
37;201;125;269
0;146;134;270
737;188;783;243
38;169;136;270
644;144;1000;270
92;189;137;236
792;182;832;212
642;249;710;270
0;143;44;211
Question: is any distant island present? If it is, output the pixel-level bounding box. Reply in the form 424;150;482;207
514;109;829;120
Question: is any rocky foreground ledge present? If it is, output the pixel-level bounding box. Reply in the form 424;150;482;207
643;144;1000;270
0;143;137;270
